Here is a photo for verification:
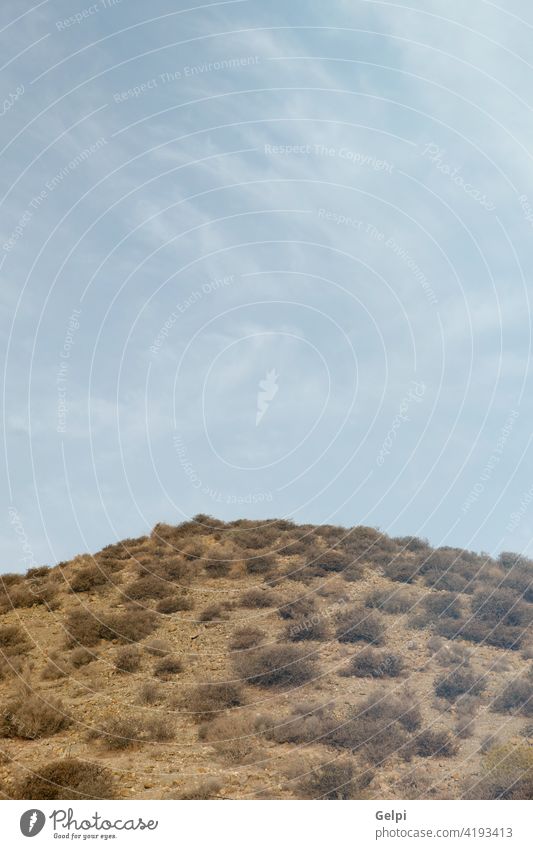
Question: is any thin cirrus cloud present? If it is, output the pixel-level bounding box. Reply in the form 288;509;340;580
1;0;533;571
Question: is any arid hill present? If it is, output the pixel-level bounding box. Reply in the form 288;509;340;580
0;517;532;800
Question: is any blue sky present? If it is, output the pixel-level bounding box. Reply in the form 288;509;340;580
2;0;533;571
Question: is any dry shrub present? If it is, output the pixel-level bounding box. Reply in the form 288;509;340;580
245;553;276;575
144;639;171;657
267;703;336;746
69;646;96;668
64;608;157;647
154;656;183;680
41;653;70;680
330;690;422;762
462;621;524;650
307;550;352;574
15;758;115;800
454;695;480;738
239;588;278;608
187;681;244;719
138;681;164;704
406;729;458;758
0;573;24;587
0;624;30;656
365;587;416;614
106;609;158;644
381;559;419;583
492;677;533;716
434;668;486;702
199;604;228;622
285;615;328;642
298;758;372;800
204;559;231;578
114;646;142;673
335;606;386;645
88;713;175;748
233;643;317;688
4;580;58;611
125;575;170;600
153;557;191;582
229;626;266;650
472;588;531;628
393;535;431;554
434;643;471;667
464;743;533;800
0;693;70;738
342;648;404;679
70;566;108;592
156;594;192;614
202;712;258;762
279;596;316;621
423;591;464;620
170;778;221;799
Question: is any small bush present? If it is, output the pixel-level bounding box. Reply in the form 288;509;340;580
308;550;352;574
233;643;317;688
202;713;258;762
329;691;421;763
267;703;336;746
170;778;221;800
125;576;170;600
239;588;278;608
229;626;266;650
69;646;96;668
382;559;419;583
434;616;523;650
298;758;372;800
365;587;415;614
154;656;183;680
70;566;108;592
156;595;192;614
493;677;533;716
187;682;244;719
464;743;533;800
279;596;316;621
245;554;276;575
285;616;328;642
472;588;531;628
204;559;231;578
342;648;404;679
65;608;157;647
0;693;70;739
144;639;171;657
41;654;69;680
407;729;458;758
335;606;386;645
4;581;58;610
15;758;115;800
114;646;141;673
88;713;175;749
198;604;228;622
0;624;30;656
138;681;163;704
434;668;486;702
423;591;463;620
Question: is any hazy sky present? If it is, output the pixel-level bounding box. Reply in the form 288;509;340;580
2;0;533;571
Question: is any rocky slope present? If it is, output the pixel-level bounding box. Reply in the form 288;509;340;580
0;517;532;799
